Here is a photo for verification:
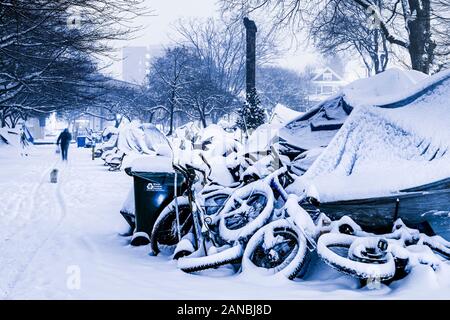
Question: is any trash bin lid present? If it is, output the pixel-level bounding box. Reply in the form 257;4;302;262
130;155;174;173
132;171;184;184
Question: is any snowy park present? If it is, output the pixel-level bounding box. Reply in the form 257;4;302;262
1;0;450;301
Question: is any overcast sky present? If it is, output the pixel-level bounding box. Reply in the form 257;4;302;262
103;0;363;81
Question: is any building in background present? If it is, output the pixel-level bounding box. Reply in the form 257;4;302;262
122;46;149;84
308;66;347;105
122;45;164;84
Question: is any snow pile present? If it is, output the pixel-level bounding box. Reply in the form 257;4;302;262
172;144;237;186
117;121;151;154
197;124;242;158
173;121;200;142
245;123;283;154
279;69;428;153
269;103;304;125
242;106;309;158
117;121;169;156
95;127;119;152
102;126;119;138
291;70;450;202
142;123;170;152
120;187;135;215
342;68;427;107
128;155;174;173
290;147;325;176
0;127;21;148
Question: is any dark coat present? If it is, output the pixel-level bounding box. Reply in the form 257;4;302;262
57;130;72;147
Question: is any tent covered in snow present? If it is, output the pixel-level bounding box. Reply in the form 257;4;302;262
117;121;169;155
289;69;450;230
279;69;428;157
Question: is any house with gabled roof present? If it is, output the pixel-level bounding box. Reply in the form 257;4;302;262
309;66;347;105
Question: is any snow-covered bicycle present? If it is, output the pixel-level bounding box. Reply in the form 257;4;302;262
150;148;288;259
240;195;325;279
317;218;450;282
175;166;295;273
149;162;240;257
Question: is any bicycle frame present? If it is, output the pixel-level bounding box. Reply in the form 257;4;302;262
171;151;297;257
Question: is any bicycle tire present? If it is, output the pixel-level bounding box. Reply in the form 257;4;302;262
219;180;274;242
150;197;192;256
317;233;396;281
178;245;244;273
242;220;310;280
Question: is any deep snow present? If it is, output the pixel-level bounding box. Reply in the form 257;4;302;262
278;69;429;153
0;145;449;299
291;71;450;202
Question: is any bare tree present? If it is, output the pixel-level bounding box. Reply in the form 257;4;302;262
308;0;389;75
221;0;449;74
0;0;148;127
174;17;279;97
179;54;237;127
257;66;313;110
146;46;194;135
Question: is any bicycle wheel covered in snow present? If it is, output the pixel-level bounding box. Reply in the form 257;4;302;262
317;233;396;281
151;197;193;256
177;244;244;273
202;188;232;216
218;180;274;242
242;219;310;279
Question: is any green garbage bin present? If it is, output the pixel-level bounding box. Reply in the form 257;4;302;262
130;171;186;246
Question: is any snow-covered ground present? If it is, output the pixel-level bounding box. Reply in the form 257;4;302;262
1;145;449;299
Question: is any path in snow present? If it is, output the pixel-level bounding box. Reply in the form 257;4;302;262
0;145;449;299
0;148;65;297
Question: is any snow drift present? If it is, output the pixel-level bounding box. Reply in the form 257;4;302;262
269;103;304;125
117;121;169;156
279;68;427;153
0;127;21;148
290;69;450;202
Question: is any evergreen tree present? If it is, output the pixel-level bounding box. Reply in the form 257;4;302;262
236;88;266;133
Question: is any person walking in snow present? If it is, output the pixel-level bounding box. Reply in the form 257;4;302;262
20;127;29;156
56;128;72;161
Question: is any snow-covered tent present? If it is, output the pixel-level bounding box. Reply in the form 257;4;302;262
117;121;169;155
269;104;304;125
289;69;450;203
142;123;170;152
279;69;428;156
